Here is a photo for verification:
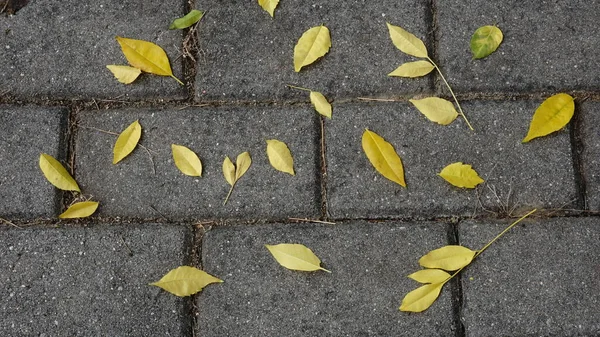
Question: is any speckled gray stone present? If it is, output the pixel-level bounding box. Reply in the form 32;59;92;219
197;221;455;336
436;1;600;93
0;105;67;218
75;106;321;220
325;101;576;219
579;101;600;210
195;0;432;102
0;0;186;100
0;225;191;336
459;217;600;336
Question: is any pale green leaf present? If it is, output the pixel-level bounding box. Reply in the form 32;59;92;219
386;22;428;58
419;245;476;271
150;266;223;297
39;153;80;192
169;10;204;30
408;269;451;284
470;25;503;59
409;97;458;125
438;162;484;188
258;0;279;17
266;140;295;175
113;120;142;164
388;60;434;78
310;91;332;118
116;36;183;85
223;156;236;186
172;144;202;177
265;243;330;272
400;283;444;312
59;201;99;219
294;25;331;72
523;93;575;143
362;129;406;187
106;65;141;84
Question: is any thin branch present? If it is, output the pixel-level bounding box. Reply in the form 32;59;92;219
357;97;402;102
0;217;22;229
289;218;336;225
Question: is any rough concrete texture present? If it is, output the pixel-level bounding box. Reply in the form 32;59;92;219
195;0;432;102
579;101;600;210
0;225;191;336
0;0;186;100
198;221;455;336
75;106;321;220
436;1;600;93
0;105;67;218
459;217;600;336
325;101;576;219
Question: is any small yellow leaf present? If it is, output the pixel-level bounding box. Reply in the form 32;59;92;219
419;245;476;271
388;60;434;78
294;25;331;72
408;269;451;284
400;283;443;312
438;162;484;188
266;140;295;175
106;65;141;84
310;91;332;118
172;144;202;177
258;0;279;17
59;201;99;219
235;152;252;181
223;156;236;186
265;243;330;272
39;153;80;192
113;120;142;164
522;93;575;143
115;36;183;85
470;25;503;59
362;129;406;187
150;266;223;297
409;97;459;125
386;22;428;58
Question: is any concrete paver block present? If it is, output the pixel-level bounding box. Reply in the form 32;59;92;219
579;101;600;210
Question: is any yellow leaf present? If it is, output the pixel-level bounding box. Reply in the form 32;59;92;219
388;60;434;78
361;129;406;187
258;0;279;17
39;153;80;192
59;201;99;219
408;269;451;284
310;91;332;118
106;65;141;84
235;152;252;181
115;36;183;85
400;283;443;312
266;140;295;175
409;97;458;125
419;245;476;271
223;152;251;205
386;22;428;58
265;243;330;272
150;266;223;297
171;144;202;177
438;162;484;188
294;25;331;72
223;157;236;186
522;93;575;143
470;25;503;59
113;120;142;164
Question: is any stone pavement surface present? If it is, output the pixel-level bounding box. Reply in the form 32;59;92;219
1;0;599;336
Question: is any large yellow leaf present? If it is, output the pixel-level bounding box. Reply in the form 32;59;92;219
265;243;330;272
106;65;141;84
408;269;451;284
266;140;295;175
419;245;476;271
470;25;503;59
310;91;332;118
400;283;443;312
39;153;80;192
388;60;434;78
113;120;142;164
438;162;484;188
294;25;331;72
386;23;428;58
258;0;279;17
223;157;236;186
235;152;252;181
172;144;202;177
115;36;183;85
361;129;406;187
150;266;223;297
410;97;459;125
522;93;575;143
59;201;99;219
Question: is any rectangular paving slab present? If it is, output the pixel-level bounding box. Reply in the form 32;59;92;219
436;1;600;93
0;105;67;219
325;101;576;219
459;217;600;336
195;0;432;102
75;106;321;220
0;224;191;336
0;0;186;100
578;101;600;211
197;221;455;336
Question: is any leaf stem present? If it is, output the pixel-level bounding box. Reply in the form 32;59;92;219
223;184;235;206
171;75;184;86
426;57;474;131
286;84;312;92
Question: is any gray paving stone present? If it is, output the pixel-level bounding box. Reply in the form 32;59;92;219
0;224;191;336
459;217;600;337
436;1;600;93
0;105;67;218
197;221;455;336
579;101;600;210
0;0;186;100
75;106;321;220
325;101;576;219
195;0;432;102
